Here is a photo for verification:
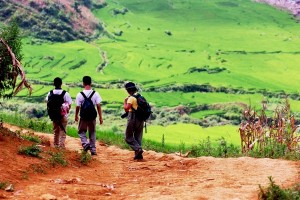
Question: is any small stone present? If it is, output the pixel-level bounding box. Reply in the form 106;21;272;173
40;193;57;200
5;184;14;192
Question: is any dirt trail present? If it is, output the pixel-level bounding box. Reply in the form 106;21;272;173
1;123;299;200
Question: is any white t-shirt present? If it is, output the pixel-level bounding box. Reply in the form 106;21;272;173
45;89;72;104
75;89;102;106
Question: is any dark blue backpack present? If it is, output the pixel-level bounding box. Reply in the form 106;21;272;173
80;91;97;120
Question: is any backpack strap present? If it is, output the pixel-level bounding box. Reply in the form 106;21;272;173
89;90;96;99
81;90;96;100
80;92;87;99
49;90;66;97
130;93;140;111
131;93;141;99
60;90;66;97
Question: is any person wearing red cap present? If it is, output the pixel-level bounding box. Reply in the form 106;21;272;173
123;82;144;160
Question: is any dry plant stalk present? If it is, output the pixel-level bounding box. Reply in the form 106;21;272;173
239;99;300;154
0;38;32;96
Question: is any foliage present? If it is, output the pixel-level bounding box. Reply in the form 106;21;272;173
79;150;92;165
48;151;68;167
0;112;52;133
0;19;22;97
190;136;241;157
21;133;41;143
0;0;106;42
18;144;42;157
0;182;9;190
259;177;300;200
239;99;300;159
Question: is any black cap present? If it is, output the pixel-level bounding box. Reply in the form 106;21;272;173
125;82;136;89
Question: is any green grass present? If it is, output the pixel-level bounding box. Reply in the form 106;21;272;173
89;0;300;93
145;124;240;147
191;110;226;119
21;0;300;93
23;40;102;83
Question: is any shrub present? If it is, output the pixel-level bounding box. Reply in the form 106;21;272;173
69;59;87;70
113;8;128;15
18;144;42;157
259;177;300;200
79;151;92;165
48;151;68;167
0;182;9;190
190;137;240;157
21;133;41;143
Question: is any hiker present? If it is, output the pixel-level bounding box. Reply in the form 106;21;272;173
75;76;103;156
46;77;72;149
123;82;145;160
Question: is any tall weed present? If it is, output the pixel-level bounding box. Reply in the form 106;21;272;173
239;99;300;159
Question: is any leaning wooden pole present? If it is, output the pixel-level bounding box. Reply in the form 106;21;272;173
0;38;32;95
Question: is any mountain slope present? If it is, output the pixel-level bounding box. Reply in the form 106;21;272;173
0;0;107;41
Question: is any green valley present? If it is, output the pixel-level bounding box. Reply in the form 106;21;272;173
2;0;300;149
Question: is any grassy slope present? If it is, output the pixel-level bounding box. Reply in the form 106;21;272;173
93;0;300;91
18;0;300;146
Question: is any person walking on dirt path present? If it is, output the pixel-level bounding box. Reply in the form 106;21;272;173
123;82;144;160
75;76;103;156
46;77;72;149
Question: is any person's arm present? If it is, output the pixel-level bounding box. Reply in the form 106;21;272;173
75;106;80;122
96;104;103;125
67;93;72;110
123;97;131;112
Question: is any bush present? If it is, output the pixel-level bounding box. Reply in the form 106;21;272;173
48;151;68;167
18;144;42;157
0;182;9;190
21;133;41;143
190;137;240;157
259;177;300;200
79;151;92;165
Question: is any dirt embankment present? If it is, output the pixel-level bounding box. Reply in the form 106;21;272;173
256;0;300;16
0;123;299;200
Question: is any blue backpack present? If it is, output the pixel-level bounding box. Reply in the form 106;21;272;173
80;91;97;120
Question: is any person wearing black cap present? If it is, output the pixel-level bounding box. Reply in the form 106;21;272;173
123;82;144;160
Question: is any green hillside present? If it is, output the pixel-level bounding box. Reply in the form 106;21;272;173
2;0;300;147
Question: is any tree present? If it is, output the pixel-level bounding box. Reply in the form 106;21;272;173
0;19;31;98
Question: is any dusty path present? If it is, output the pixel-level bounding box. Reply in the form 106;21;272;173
1;123;299;200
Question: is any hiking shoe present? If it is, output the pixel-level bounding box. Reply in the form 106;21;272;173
134;154;143;160
83;144;90;152
91;152;97;156
134;148;143;160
